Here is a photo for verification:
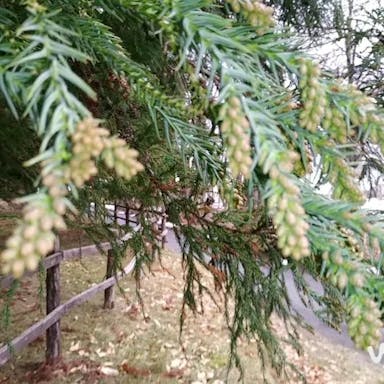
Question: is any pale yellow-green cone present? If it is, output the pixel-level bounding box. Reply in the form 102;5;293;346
267;151;310;261
330;82;384;153
330;157;365;202
66;117;109;187
1;117;144;278
102;137;144;179
0;200;62;278
66;117;144;186
298;59;326;132
226;0;274;34
220;96;253;179
322;107;348;143
347;296;383;349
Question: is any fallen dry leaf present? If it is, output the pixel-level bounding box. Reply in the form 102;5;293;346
95;348;107;358
100;366;119;376
162;368;185;378
170;358;182;369
121;362;151;377
69;341;81;352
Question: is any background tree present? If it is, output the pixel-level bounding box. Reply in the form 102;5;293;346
270;0;384;197
0;0;383;379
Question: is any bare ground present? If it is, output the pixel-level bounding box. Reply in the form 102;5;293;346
1;248;383;384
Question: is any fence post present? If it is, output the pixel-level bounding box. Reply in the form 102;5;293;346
114;201;118;223
103;249;115;309
46;237;61;364
161;213;166;249
125;203;129;225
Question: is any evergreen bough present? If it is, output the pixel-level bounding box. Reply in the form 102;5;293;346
0;0;383;380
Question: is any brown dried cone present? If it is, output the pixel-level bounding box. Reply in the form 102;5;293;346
226;0;274;34
220;96;253;178
298;59;326;132
267;162;310;261
347;295;383;349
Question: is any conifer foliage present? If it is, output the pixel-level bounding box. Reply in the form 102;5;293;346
0;0;383;378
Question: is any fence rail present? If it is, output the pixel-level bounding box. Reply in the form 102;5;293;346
0;201;167;367
0;256;135;366
0;240;136;367
0;243;110;290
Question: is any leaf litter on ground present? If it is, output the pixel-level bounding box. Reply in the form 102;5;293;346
0;249;383;383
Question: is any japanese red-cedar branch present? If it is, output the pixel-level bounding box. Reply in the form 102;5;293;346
0;0;383;380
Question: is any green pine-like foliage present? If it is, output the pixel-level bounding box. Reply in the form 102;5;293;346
0;0;383;380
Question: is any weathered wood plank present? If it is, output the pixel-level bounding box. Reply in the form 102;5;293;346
103;249;115;309
44;252;64;270
62;242;110;261
0;243;110;289
0;254;61;290
0;257;136;366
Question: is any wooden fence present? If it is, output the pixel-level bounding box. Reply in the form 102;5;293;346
0;203;136;367
0;201;169;367
0;240;136;366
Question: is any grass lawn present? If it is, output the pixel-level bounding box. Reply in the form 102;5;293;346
0;209;383;383
1;249;384;383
